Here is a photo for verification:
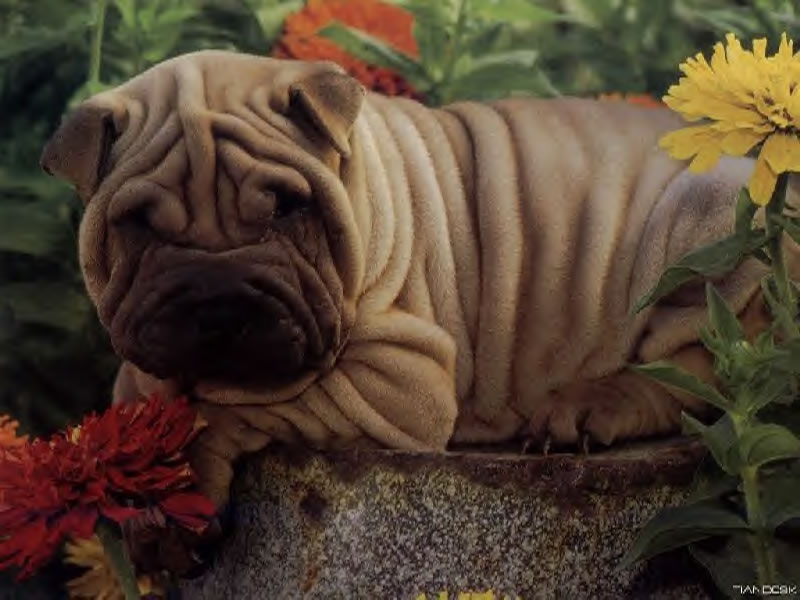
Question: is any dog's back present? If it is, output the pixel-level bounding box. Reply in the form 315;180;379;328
356;93;767;442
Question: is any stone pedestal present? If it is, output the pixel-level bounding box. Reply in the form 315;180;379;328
182;438;714;599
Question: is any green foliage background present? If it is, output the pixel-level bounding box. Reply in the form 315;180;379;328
0;0;797;441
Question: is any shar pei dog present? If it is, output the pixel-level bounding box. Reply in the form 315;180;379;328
41;51;798;539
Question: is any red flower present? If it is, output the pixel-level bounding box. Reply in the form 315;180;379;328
0;396;215;579
272;0;421;98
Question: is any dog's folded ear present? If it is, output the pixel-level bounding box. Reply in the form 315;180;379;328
288;70;366;157
40;104;116;200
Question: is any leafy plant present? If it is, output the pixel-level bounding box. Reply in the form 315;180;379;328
318;0;800;105
536;0;798;98
622;28;800;592
319;0;565;104
623;275;800;593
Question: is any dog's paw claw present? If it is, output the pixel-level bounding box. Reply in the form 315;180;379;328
542;434;552;457
581;432;591;456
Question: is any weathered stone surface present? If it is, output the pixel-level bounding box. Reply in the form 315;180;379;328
182;438;715;599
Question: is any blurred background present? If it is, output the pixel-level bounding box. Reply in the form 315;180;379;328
0;0;798;441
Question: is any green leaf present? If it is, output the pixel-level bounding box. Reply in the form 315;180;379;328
688;535;756;598
633;230;767;313
746;370;797;412
734;187;758;236
619;500;749;569
769;339;800;376
631;361;731;411
682;413;740;475
318;22;431;89
687;455;739;503
751;247;772;266
0;283;91;332
560;0;617;28
705;282;744;345
698;326;729;369
0;168;72;202
457;48;539;75
770;213;800;246
0;17;92;61
762;466;800;530
447;50;546;100
470;0;565;24
250;1;303;42
0;204;70;257
760;276;800;338
462;21;506;57
394;0;456;75
739;424;800;468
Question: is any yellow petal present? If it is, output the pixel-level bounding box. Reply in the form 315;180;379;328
789;97;800;127
760;132;800;173
689;145;722;173
659;125;715;160
748;155;778;205
777;32;794;61
784;135;800;171
711;40;729;73
753;38;767;60
719;128;764;155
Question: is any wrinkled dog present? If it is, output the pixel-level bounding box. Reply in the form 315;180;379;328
42;52;797;514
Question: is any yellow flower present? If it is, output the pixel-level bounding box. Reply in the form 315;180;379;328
659;32;800;205
64;536;164;599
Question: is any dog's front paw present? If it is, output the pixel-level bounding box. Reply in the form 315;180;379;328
523;372;683;454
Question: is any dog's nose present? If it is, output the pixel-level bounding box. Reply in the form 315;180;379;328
132;292;259;378
143;294;255;351
192;302;248;339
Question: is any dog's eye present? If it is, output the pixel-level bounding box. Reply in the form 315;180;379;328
272;190;311;219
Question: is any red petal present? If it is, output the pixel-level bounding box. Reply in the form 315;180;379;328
52;508;98;543
159;492;216;532
100;504;142;524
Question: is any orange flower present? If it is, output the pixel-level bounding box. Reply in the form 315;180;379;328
273;0;420;98
0;415;25;449
598;92;663;109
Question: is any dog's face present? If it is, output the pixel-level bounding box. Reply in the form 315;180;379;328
41;52;366;387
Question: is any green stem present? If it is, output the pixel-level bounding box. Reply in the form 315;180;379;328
88;0;108;86
438;0;468;104
740;466;778;588
765;173;797;339
731;412;778;587
96;519;142;600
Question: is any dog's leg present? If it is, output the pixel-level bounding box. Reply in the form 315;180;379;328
112;361;181;404
524;344;716;451
525;290;771;452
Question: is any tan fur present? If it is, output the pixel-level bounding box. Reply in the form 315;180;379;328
42;51;800;508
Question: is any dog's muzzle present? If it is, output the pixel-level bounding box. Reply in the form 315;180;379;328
113;262;310;383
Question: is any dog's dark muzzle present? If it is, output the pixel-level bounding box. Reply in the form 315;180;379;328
114;263;309;382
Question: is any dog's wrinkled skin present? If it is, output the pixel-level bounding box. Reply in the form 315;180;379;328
42;51;798;567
